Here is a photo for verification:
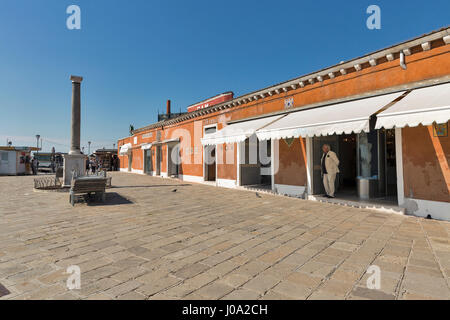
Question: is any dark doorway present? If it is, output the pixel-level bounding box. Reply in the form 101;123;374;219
144;149;152;174
312;134;357;196
338;134;357;192
156;146;162;176
206;146;216;181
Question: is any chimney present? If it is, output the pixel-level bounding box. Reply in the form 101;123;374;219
166;100;171;115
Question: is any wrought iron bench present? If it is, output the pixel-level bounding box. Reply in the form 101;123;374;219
70;176;107;206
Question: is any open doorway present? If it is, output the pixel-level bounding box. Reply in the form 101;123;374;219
312;129;397;203
204;126;217;182
205;145;216;181
240;137;272;190
313;134;357;196
167;143;180;177
155;145;162;176
144;149;152;174
128;152;133;172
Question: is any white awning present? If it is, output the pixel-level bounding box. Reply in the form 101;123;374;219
201;115;285;146
141;143;152;150
375;83;450;129
119;143;132;155
256;91;405;141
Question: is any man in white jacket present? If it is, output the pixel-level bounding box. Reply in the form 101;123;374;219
321;144;340;198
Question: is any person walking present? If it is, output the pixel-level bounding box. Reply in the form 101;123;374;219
321;144;340;198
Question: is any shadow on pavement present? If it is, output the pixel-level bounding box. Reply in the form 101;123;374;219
111;184;192;189
85;192;133;206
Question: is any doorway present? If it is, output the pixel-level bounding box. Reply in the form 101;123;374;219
205;145;216;181
311;130;397;202
128;152;133;172
155;146;162;176
312;134;357;196
379;128;398;198
167;143;180;177
240;137;272;189
204;126;217;182
144;149;152;174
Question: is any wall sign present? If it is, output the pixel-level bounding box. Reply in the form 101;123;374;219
284;137;295;147
284;97;294;109
433;123;448;137
142;132;153;139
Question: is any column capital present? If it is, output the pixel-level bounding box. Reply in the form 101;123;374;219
70;75;83;83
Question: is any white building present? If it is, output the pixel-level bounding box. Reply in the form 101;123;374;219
0;147;39;175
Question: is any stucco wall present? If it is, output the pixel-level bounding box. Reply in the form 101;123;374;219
216;143;237;180
275;138;307;187
402;122;450;203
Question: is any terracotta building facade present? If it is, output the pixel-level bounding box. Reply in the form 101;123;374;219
118;27;450;221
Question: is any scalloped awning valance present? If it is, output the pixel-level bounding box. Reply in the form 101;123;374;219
375;82;450;130
255;91;405;141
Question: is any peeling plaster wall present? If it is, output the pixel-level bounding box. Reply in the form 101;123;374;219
402;122;450;203
275;138;307;187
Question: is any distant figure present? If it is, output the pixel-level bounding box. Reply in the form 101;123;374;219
91;159;97;174
321;144;340;198
31;157;38;175
113;156;119;171
85;158;90;174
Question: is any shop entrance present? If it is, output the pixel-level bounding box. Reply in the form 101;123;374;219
312;134;356;196
240;137;272;189
312;128;397;202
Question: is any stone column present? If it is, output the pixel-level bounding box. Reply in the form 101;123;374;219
69;76;83;155
63;75;86;187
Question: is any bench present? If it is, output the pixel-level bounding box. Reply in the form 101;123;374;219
70;176;108;206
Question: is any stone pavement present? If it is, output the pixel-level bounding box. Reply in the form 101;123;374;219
0;172;449;300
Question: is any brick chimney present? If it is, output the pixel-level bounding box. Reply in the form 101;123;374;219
166;100;171;115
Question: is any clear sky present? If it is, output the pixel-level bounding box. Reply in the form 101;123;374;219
0;0;448;152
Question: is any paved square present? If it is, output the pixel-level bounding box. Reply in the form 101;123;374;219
0;173;449;300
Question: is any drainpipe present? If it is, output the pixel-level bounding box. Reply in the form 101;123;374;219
400;51;407;70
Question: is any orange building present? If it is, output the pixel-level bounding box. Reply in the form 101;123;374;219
118;27;450;221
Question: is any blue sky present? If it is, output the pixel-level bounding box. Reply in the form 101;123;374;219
0;0;448;152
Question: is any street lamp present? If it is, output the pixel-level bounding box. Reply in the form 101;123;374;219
35;135;40;153
88;141;91;155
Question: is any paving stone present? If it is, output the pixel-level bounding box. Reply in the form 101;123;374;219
196;282;234;299
104;280;142;298
222;289;261;300
117;291;147;300
243;274;279;293
272;281;311;299
218;273;252;288
349;286;396;300
285;272;323;289
136;276;181;296
172;263;210;279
